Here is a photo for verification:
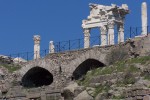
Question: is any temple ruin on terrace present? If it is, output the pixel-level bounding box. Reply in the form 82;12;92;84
82;3;129;48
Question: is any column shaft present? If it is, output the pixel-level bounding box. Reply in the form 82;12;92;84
142;2;148;35
118;24;124;43
49;41;55;53
83;29;90;48
108;21;115;45
33;35;41;59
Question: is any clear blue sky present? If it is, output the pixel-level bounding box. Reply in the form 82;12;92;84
0;0;149;55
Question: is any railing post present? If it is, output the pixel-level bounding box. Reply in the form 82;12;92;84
130;27;132;38
9;54;11;62
69;40;70;50
27;52;28;61
56;44;58;53
78;39;80;49
59;42;60;52
136;27;138;36
147;26;149;35
45;49;46;56
32;51;34;60
18;53;20;63
99;35;101;45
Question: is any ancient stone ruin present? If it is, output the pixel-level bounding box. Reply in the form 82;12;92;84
82;3;129;48
141;2;148;36
0;2;149;100
33;35;41;59
49;41;55;54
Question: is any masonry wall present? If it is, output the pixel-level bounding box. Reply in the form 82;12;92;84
0;34;150;100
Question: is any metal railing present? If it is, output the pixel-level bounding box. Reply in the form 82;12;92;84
5;26;150;62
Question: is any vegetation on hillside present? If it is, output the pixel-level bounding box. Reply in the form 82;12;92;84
77;56;150;98
0;62;21;73
0;64;21;73
0;57;21;73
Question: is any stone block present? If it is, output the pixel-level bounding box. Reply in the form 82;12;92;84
143;95;150;100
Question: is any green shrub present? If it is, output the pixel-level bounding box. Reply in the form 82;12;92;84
140;71;150;81
116;81;126;87
123;73;136;85
106;47;128;65
128;65;140;72
94;84;110;97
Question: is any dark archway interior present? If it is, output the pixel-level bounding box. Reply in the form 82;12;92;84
72;59;105;80
21;67;53;88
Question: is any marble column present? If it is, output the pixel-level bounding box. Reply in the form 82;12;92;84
33;35;41;59
142;2;148;35
100;26;107;46
118;23;124;43
49;41;55;53
108;21;115;45
83;28;90;48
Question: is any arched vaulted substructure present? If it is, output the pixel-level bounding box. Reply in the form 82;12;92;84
19;59;60;88
72;59;105;80
63;48;108;81
22;66;53;88
19;47;110;88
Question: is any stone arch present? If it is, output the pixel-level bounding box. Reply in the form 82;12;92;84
19;59;63;88
19;59;56;78
21;66;53;88
64;48;108;80
72;58;105;80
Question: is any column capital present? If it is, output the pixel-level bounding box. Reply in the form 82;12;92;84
100;25;107;34
83;28;90;37
49;41;55;53
49;41;53;44
108;21;115;29
118;24;124;32
33;35;41;44
83;28;90;33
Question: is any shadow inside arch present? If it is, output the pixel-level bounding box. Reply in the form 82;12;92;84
72;59;105;80
21;66;53;88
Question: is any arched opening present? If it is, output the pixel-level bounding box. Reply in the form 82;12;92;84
21;67;53;88
72;59;105;80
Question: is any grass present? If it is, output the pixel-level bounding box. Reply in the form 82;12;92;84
78;64;140;86
116;72;136;87
127;56;150;65
128;65;140;72
116;81;126;87
77;67;114;86
78;56;149;87
112;95;125;99
76;56;150;99
124;74;136;85
0;63;21;73
143;74;150;81
94;84;110;97
115;61;126;72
